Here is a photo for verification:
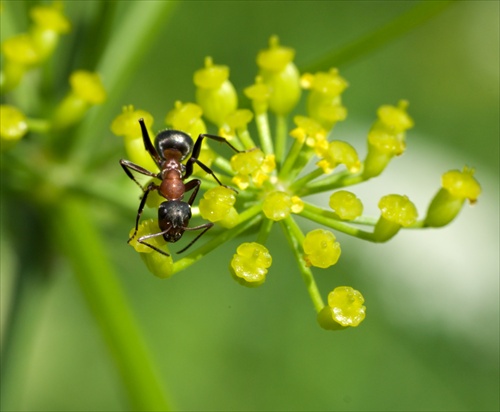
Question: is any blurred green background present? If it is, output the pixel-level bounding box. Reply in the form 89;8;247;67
1;1;498;411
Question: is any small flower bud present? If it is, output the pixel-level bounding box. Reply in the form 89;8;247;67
424;167;481;227
52;70;106;130
199;186;238;228
441;167;481;201
301;68;348;130
165;101;207;138
329;190;363;220
257;36;301;115
70;70;107;105
303;229;341;269
29;3;71;60
223;109;254;139
244;76;271;114
1;34;38;91
165;101;216;168
231;148;275;189
363;101;413;178
290;115;327;148
1;34;39;65
262;191;303;221
111;106;154;139
0;105;28;142
194;57;237;127
130;219;174;279
140;250;174;279
374;194;418;241
316;140;361;174
111;106;157;171
377;100;414;133
128;219;167;254
318;286;366;329
230;242;272;286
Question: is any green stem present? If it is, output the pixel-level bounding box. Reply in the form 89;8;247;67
289;168;324;192
296;171;365;197
280;217;325;313
237;128;257;150
212;155;235;176
256;217;274;244
301;0;456;72
254;111;274;155
279;138;305;181
26;118;51;134
55;197;172;411
274;114;288;168
299;202;375;241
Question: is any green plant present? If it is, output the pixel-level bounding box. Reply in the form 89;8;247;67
2;1;486;410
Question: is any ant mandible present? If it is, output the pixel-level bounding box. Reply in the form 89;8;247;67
120;118;242;256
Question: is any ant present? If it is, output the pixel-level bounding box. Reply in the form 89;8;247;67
120;118;242;256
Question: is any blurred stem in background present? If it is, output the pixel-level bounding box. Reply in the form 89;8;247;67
0;1;456;410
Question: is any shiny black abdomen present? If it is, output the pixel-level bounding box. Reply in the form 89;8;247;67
155;130;194;161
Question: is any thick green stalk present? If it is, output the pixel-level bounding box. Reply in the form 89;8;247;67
55;196;171;411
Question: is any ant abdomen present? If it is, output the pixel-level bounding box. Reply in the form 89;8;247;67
155;130;193;161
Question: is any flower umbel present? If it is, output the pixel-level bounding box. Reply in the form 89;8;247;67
113;36;480;330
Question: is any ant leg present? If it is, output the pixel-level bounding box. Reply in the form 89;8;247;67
128;181;159;242
184;156;238;194
120;159;158;190
184;132;242;180
176;222;214;254
196;133;242;154
137;229;172;256
138;118;162;168
184;179;201;206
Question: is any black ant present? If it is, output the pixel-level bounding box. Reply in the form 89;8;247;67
120;118;242;256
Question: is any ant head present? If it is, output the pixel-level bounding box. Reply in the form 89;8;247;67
158;200;192;243
155;130;194;161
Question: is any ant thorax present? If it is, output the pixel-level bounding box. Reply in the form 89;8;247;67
160;168;185;201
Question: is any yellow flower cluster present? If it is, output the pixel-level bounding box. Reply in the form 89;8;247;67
1;3;70;91
110;36;480;331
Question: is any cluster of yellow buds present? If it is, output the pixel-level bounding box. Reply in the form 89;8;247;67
113;36;481;331
1;2;70;92
1;3;106;145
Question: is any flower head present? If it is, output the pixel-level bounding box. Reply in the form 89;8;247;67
112;36;479;330
257;36;301;115
52;70;106;130
363;100;414;178
199;186;238;228
0;105;28;142
329;191;363;221
194;57;238;127
230;242;272;286
318;287;366;330
303;229;341;269
374;194;418;241
424;167;481;227
301;68;348;130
